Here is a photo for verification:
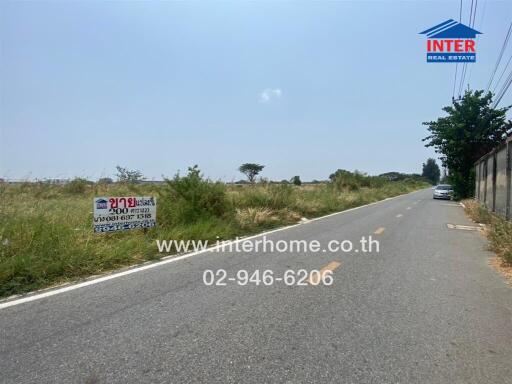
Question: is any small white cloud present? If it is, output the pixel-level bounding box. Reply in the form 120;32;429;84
259;88;282;103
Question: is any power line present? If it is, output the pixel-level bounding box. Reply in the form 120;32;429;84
486;22;512;92
465;0;482;87
453;64;459;99
492;47;512;108
492;53;512;94
478;0;487;29
458;0;478;97
469;0;475;27
458;63;468;97
493;69;512;107
471;0;478;27
452;0;463;99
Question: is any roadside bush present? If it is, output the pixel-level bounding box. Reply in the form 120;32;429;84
64;178;91;194
329;169;386;191
463;199;512;265
160;166;232;225
489;219;512;265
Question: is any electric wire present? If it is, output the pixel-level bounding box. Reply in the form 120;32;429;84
486;22;512;92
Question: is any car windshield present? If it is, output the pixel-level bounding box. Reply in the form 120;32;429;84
436;185;452;190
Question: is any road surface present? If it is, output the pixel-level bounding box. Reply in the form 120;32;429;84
1;189;512;383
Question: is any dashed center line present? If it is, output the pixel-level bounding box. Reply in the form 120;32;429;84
396;214;403;218
308;261;341;285
374;227;386;235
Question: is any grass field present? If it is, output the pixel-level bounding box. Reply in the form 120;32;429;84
0;173;428;298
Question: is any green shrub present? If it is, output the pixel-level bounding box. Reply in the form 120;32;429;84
160;166;232;225
64;178;91;194
489;219;512;265
463;199;512;266
329;169;386;191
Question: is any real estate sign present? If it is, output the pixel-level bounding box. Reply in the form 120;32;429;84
93;196;156;233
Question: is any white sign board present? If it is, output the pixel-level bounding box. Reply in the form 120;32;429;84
93;196;156;233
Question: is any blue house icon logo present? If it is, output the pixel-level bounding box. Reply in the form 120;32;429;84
96;198;108;209
420;19;482;63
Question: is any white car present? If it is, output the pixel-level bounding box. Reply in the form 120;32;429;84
433;184;453;200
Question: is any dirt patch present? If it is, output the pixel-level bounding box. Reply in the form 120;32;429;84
489;256;512;285
462;199;512;285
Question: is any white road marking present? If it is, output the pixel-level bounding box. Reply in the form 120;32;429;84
0;189;427;310
396;214;403;218
446;223;481;231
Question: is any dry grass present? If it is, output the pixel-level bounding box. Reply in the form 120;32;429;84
488;256;512;285
463;199;512;283
236;207;278;228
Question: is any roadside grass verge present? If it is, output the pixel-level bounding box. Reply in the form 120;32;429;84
0;176;428;298
463;199;512;268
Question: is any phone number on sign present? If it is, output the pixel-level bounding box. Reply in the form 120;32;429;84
203;269;334;286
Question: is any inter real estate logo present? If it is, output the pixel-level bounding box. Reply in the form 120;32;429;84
420;19;482;63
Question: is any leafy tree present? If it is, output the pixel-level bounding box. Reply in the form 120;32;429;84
329;169;385;190
290;176;302;186
422;158;441;185
329;169;353;181
115;166;145;183
238;163;264;183
423;90;511;198
379;172;427;182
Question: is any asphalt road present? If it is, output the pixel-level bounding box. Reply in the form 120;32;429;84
1;189;512;384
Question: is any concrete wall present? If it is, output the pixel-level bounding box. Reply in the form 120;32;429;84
475;140;511;220
485;156;494;209
495;147;508;217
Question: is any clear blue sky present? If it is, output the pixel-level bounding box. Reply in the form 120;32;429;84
1;1;511;181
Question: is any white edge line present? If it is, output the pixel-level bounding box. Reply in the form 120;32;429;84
0;188;427;310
